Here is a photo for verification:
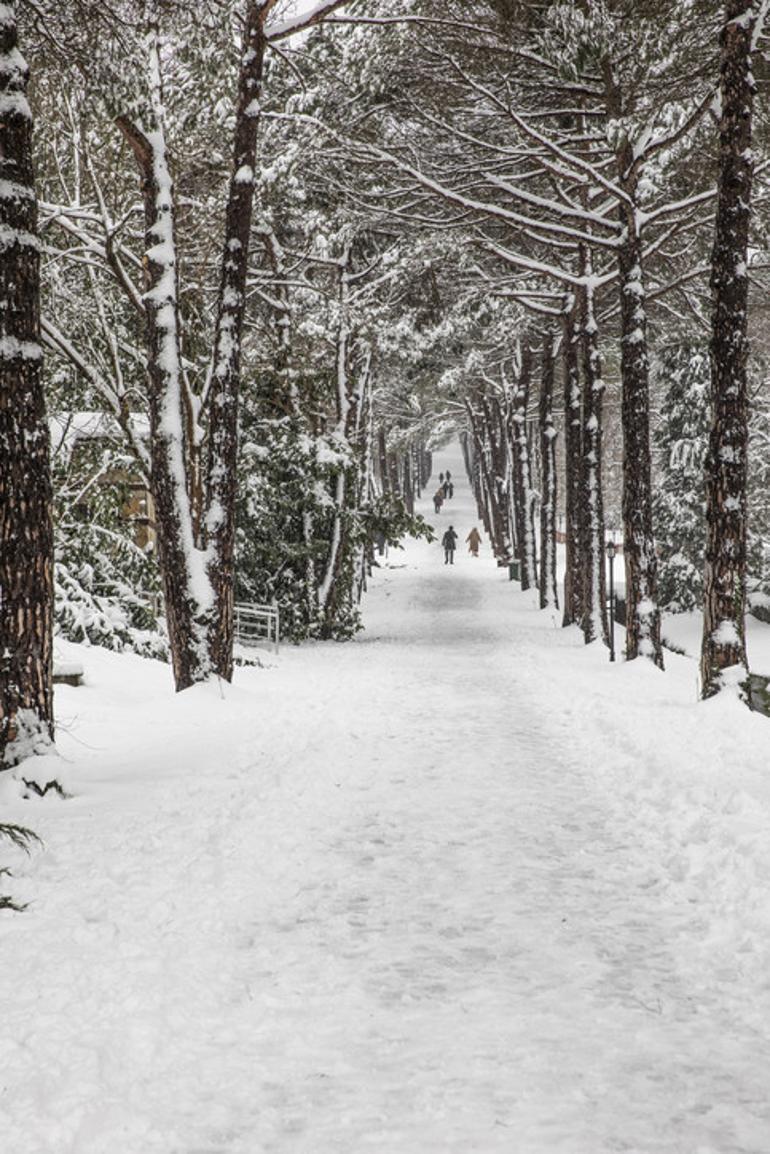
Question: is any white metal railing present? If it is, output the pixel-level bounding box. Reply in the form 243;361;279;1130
234;602;280;653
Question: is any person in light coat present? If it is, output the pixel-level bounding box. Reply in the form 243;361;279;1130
466;527;483;557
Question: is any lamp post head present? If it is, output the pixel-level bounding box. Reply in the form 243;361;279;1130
606;540;617;560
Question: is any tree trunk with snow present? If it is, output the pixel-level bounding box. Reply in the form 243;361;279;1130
561;305;583;627
0;2;55;765
463;429;488;529
483;394;513;564
510;344;538;590
467;397;507;561
578;271;608;646
118;7;268;688
205;5;266;681
700;0;757;699
317;253;367;637
117;46;213;691
539;330;559;612
601;55;665;668
377;426;391;496
402;452;415;515
616;221;663;667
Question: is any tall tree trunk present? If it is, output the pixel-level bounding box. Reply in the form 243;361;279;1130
539;330;559;611
462;429;487;527
467;398;505;559
483;394;514;564
578;267;608;646
603;57;664;668
561;303;583;626
700;0;756;699
118;37;212;691
377;426;391;496
511;344;538;589
317;249;363;635
118;5;267;688
402;451;415;515
616;221;663;667
205;2;266;681
0;2;54;765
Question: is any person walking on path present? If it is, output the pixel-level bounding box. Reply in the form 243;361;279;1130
466;526;483;557
447;481;454;499
442;525;458;565
439;472;445;484
442;479;450;499
433;488;445;515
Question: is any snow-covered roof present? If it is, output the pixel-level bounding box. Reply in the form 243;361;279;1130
49;411;150;461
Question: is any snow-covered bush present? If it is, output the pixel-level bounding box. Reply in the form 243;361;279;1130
53;440;167;661
54;556;167;661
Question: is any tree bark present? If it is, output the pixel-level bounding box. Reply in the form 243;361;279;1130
205;2;267;680
602;57;664;668
377;426;391;495
616;221;663;667
539;330;559;611
317;249;363;635
0;3;55;765
561;303;583;626
117;6;268;687
510;344;538;590
700;0;756;698
467;397;506;559
483;393;514;564
578;267;608;646
117;46;212;691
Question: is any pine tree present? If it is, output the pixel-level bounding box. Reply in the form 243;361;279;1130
700;0;757;699
653;346;709;612
0;1;55;766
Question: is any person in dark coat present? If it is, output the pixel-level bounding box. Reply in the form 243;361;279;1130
439;472;445;483
442;525;458;565
442;479;450;498
466;526;482;556
433;488;444;514
447;481;454;499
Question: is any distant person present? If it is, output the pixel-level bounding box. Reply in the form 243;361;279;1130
446;469;452;481
442;479;450;498
442;525;458;565
433;488;444;514
439;471;445;483
447;481;454;499
466;526;482;556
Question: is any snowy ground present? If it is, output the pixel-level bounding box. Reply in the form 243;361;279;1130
3;447;770;1154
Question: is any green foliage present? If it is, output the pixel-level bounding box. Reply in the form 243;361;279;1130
52;438;167;660
236;407;434;642
364;493;435;552
0;823;42;913
235;413;322;642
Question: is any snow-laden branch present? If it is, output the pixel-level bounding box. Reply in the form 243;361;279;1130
265;0;351;41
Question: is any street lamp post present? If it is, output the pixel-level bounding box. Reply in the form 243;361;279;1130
606;540;617;662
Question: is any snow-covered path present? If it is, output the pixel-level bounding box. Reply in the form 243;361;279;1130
4;447;770;1153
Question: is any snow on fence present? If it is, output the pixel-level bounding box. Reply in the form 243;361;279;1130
234;602;280;654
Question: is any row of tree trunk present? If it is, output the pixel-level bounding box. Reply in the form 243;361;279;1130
464;0;758;697
462;295;609;650
0;0;760;766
